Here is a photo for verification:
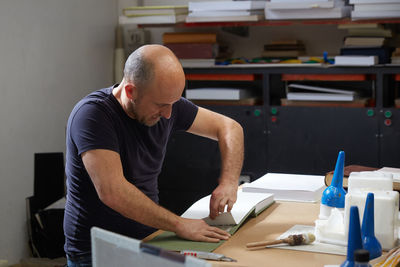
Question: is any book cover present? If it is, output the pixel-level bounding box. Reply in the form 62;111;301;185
162;32;217;44
145;189;274;252
182;190;274;230
242;173;326;203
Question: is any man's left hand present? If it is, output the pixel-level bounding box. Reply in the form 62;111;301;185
209;181;238;219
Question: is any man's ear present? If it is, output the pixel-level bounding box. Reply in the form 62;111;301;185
124;83;137;101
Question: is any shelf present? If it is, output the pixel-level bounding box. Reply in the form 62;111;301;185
138;18;400;28
281;74;374;81
185;73;259;81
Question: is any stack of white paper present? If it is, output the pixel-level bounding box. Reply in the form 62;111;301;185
350;0;400;20
185;88;253;100
187;1;266;22
265;0;351;20
242;173;326;202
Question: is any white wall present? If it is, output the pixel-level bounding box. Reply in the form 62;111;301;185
0;0;117;264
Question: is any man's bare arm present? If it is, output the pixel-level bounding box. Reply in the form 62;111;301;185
82;149;230;242
187;107;244;219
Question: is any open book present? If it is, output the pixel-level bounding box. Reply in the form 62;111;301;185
182;189;274;232
242;173;326;203
145;189;274;252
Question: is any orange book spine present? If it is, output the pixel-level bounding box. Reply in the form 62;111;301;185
185;73;256;81
281;74;370;81
395;74;400;81
162;32;217;44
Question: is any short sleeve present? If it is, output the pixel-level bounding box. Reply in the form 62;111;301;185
69;102;119;156
172;97;198;132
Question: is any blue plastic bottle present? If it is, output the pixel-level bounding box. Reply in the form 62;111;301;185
319;151;347;219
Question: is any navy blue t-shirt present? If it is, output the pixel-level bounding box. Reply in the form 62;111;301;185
64;86;198;257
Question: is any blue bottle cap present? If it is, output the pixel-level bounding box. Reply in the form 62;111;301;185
362;193;382;260
321;151;346;208
341;206;363;267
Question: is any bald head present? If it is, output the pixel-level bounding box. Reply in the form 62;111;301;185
123;44;184;91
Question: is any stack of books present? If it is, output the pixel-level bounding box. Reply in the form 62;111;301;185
162;32;217;67
391;47;400;65
262;40;306;58
338;23;393;64
350;0;400;20
119;5;188;24
186;1;266;23
285;83;357;102
264;0;351;20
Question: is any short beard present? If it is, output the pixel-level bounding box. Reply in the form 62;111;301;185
128;99;157;126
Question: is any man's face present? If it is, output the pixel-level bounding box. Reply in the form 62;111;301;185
129;84;183;127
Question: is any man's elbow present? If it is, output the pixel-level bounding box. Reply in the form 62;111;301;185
231;119;244;139
96;184;121;209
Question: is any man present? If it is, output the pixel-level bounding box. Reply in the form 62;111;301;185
64;44;244;266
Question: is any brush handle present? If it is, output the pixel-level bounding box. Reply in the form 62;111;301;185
246;238;286;248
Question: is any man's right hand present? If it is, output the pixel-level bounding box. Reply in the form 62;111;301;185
174;218;230;243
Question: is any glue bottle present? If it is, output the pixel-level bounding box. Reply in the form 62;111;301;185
319;151;347;219
354;249;371;267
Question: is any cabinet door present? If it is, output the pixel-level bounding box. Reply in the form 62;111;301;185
266;106;379;175
380;109;400;167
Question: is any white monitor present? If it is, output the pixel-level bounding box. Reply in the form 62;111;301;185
91;227;211;267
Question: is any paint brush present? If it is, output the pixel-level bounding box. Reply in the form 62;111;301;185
246;233;316;249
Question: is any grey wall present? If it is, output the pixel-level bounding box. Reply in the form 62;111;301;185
0;0;117;264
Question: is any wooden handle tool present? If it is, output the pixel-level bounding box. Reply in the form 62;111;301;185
246;233;315;249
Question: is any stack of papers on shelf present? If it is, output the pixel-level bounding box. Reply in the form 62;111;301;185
265;0;351;20
350;0;400;20
286;83;357;101
180;59;216;68
187;1;266;22
119;5;188;24
185;88;253;100
334;55;378;66
242;173;326;203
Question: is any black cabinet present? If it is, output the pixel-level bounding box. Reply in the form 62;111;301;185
158;66;400;214
266;106;379;174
